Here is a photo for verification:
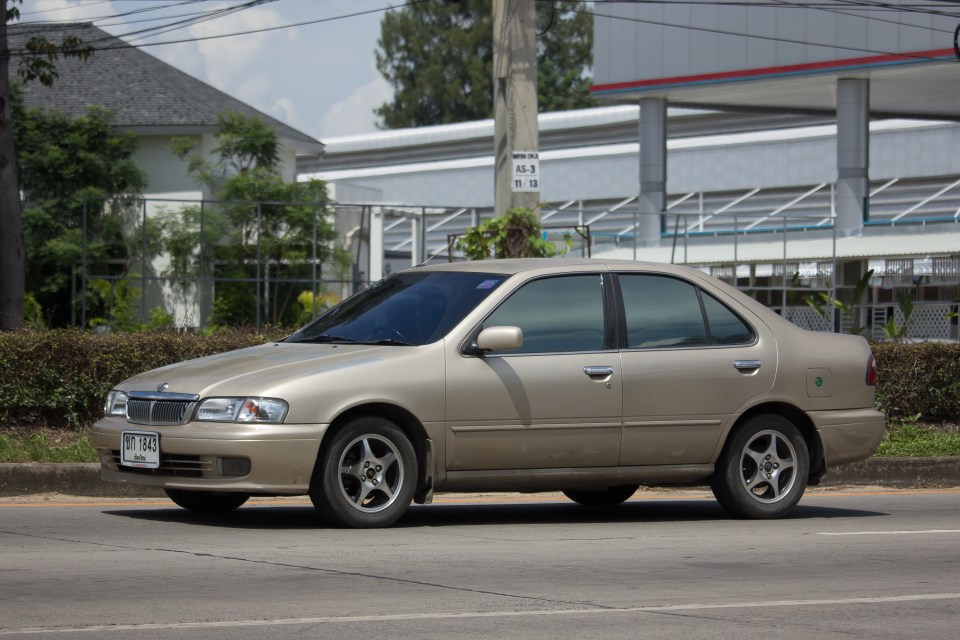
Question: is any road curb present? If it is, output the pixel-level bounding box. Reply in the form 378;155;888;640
1;458;958;497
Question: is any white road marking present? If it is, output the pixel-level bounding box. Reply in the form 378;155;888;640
818;530;960;536
3;593;959;635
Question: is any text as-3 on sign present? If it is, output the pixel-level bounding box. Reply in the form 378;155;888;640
512;151;540;193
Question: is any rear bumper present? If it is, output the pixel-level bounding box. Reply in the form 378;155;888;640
91;417;327;495
807;408;885;467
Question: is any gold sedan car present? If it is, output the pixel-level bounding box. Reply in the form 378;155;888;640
93;259;884;527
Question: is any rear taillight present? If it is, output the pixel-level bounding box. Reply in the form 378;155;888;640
866;354;878;386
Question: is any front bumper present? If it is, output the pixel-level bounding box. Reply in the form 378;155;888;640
808;408;886;467
91;417;328;495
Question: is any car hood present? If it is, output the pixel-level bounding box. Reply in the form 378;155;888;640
116;341;418;398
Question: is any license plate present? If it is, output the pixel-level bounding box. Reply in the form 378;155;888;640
121;431;160;469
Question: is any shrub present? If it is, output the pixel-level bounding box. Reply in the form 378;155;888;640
0;327;289;429
871;341;960;422
0;330;957;431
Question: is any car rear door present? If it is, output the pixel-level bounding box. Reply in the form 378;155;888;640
615;272;777;466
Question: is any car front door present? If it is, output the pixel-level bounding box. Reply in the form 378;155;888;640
444;273;622;471
615;273;777;466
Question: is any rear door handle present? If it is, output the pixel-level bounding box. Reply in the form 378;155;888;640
583;366;615;377
733;360;762;372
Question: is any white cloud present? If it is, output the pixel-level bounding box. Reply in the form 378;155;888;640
22;0;103;21
186;3;289;89
270;97;297;127
319;75;392;138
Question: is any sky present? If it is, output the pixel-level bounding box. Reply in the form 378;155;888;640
20;0;399;141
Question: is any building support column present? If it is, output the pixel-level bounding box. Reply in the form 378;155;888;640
836;78;869;236
637;97;666;248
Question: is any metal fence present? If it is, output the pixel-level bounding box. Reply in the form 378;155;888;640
79;196;960;338
79;196;356;329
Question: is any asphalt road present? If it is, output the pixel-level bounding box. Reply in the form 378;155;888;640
1;489;958;640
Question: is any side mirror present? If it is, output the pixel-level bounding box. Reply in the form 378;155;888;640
475;326;523;354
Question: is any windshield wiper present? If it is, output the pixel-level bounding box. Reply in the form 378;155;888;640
290;334;359;344
364;338;414;346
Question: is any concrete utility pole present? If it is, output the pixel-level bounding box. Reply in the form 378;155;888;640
493;0;539;218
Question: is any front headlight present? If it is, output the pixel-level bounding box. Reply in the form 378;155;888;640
195;397;288;423
104;391;129;417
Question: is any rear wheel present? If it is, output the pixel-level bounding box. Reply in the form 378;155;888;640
563;484;638;508
711;415;809;519
163;489;249;513
310;417;418;528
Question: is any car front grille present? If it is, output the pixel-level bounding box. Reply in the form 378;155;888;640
127;399;193;425
105;450;209;478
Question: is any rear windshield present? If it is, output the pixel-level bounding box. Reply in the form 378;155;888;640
287;271;506;346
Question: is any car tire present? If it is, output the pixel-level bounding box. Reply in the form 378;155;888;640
562;485;639;508
163;489;249;513
711;414;809;519
310;417;418;528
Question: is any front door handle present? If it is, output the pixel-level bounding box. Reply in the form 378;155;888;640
733;360;762;372
583;366;614;377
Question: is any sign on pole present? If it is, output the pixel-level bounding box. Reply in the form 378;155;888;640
511;150;540;193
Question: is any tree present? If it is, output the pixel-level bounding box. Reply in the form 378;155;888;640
375;0;594;129
1;2;92;330
165;111;343;326
14;100;146;327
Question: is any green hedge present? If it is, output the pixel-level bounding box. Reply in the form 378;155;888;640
0;330;957;430
0;328;289;429
871;341;960;423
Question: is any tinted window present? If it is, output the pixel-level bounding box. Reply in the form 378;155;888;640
289;271;505;346
619;275;707;348
702;293;755;345
483;275;605;354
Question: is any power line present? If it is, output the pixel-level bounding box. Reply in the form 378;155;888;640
8;0;432;57
9;0;957;64
584;2;958;62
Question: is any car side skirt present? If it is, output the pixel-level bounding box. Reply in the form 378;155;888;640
439;464;715;492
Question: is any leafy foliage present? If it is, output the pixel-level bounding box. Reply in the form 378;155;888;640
1;329;960;445
0;327;289;429
871;341;960;422
2;3;96;330
13;101;146;326
879;284;918;340
375;0;594;128
456;207;558;259
804;269;874;335
164;111;345;326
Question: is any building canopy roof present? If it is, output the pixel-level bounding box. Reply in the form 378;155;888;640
8;22;323;154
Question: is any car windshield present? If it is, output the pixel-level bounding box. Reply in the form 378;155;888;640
287;271;506;346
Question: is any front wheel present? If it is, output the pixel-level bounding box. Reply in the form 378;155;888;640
711;415;809;519
563;485;638;508
310;417;418;528
164;489;249;513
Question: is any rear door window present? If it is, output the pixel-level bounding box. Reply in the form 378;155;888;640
618;274;754;348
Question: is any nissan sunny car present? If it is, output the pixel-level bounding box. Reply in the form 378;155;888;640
92;259;885;527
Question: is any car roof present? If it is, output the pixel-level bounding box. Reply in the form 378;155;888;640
409;258;689;276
